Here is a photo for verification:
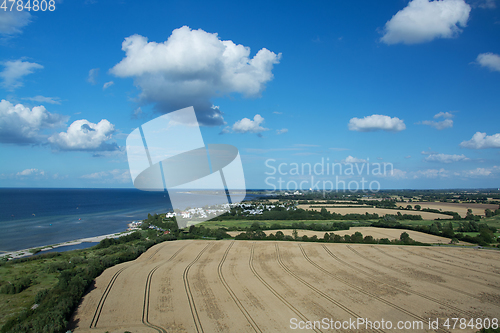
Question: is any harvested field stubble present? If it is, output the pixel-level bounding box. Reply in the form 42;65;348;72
71;240;500;333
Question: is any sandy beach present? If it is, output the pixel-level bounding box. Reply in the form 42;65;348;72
0;231;135;260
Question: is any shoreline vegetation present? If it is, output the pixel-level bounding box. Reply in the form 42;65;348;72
0;231;135;261
1;189;500;332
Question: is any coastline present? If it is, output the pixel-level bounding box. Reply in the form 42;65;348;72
1;230;135;261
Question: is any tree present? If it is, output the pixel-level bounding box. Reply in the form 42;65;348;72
406;205;412;210
415;205;421;211
250;222;262;231
400;232;411;244
351;232;364;243
292;229;298;240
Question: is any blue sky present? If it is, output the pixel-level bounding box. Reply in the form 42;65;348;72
0;0;499;190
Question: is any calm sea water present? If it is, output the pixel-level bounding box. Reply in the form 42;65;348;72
0;188;254;252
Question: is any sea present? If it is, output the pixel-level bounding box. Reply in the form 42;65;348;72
0;188;257;252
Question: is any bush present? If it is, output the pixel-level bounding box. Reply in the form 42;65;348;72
0;276;33;294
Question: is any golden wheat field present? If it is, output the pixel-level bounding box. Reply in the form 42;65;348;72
297;205;453;220
71;240;500;333
401;202;499;218
226;227;471;244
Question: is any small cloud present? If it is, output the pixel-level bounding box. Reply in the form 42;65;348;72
419;119;453;130
424;154;470;163
377;157;383;160
476;53;500;72
219;126;231;135
421;148;438;155
434;111;454;119
232;114;269;134
413;168;450;179
87;68;99;85
48;119;119;152
476;0;496;9
23;95;62;105
405;155;412;159
424;153;469;163
132;107;145;119
460;132;500;149
276;128;288;135
0;11;32;37
16;168;44;176
348;114;406;132
103;81;114;90
273;111;283;115
343;156;367;163
80;169;131;183
0;59;43;90
380;0;471;45
211;105;220;110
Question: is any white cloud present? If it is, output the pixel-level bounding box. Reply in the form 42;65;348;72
380;0;471;45
419;111;454;129
421;118;453;130
460;132;500;149
476;53;500;72
232;114;269;134
16;168;44;176
23;95;62;105
48;119;119;151
421;148;438;155
405;155;412;159
276;128;288;135
273;111;283;115
477;0;496;9
413;168;450;178
348;114;406;132
343;156;367;163
103;81;114;90
434;111;454;119
1;59;43;90
132;107;145;119
462;167;492;177
80;169;131;183
0;11;32;36
424;153;469;163
110;26;281;125
0;99;68;144
87;68;99;85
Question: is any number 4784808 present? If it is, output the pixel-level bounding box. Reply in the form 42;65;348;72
443;318;498;330
1;0;56;11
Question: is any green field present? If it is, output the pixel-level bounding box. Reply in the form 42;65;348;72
200;219;371;229
0;255;62;328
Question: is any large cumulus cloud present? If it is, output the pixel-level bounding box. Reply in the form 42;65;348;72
110;26;281;125
0;99;67;144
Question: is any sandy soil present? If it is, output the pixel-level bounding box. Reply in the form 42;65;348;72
300;206;452;220
71;240;499;333
404;202;499;217
227;227;468;244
